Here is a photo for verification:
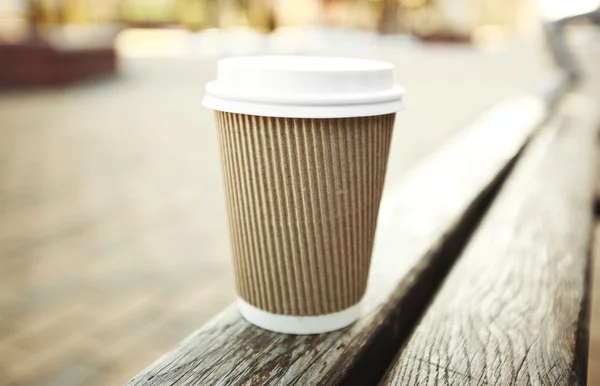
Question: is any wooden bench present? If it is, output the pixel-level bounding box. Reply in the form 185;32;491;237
127;94;589;385
381;96;598;385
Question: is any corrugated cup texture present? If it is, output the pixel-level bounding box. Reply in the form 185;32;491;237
215;112;395;316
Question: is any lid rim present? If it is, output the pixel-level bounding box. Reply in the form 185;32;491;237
205;82;404;107
203;95;404;119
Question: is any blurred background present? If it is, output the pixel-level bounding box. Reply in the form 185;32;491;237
1;0;600;385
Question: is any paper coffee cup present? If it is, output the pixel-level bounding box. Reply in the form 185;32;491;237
203;56;403;334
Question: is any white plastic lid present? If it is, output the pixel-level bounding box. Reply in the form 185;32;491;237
202;55;404;118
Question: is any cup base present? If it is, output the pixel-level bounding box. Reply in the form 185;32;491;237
237;298;361;335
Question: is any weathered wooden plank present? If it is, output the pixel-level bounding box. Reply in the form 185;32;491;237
127;96;547;386
381;95;598;385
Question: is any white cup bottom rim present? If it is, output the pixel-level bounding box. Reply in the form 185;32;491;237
237;297;361;335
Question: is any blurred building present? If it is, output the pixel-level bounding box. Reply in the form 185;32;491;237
0;0;543;38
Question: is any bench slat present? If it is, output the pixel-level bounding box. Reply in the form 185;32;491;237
381;96;598;385
127;96;546;386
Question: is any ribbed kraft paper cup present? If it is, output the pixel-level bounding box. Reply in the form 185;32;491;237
204;56;403;334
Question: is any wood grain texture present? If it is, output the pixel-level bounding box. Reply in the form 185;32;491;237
381;95;598;386
127;96;547;386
